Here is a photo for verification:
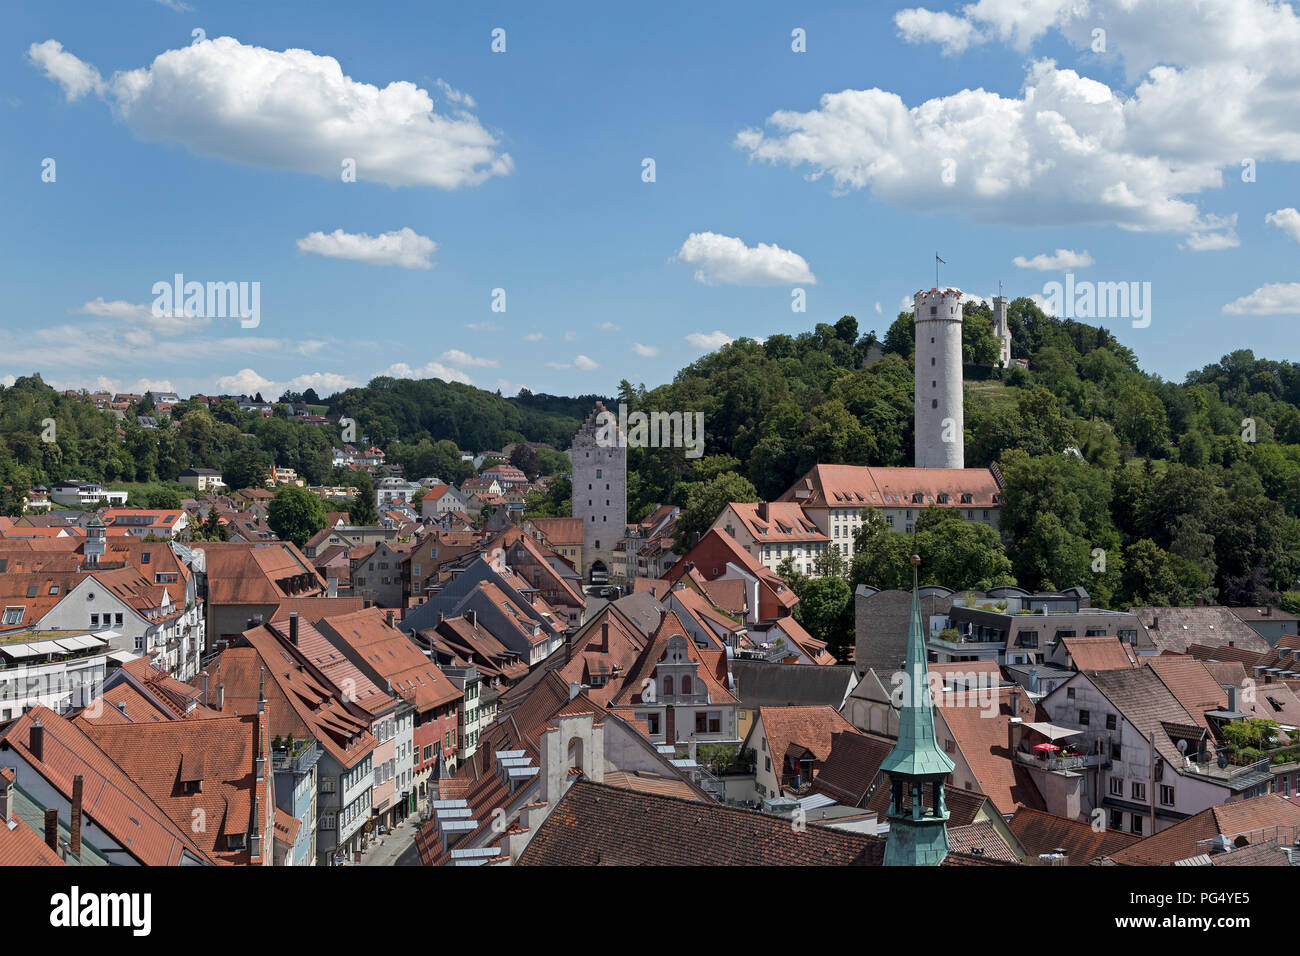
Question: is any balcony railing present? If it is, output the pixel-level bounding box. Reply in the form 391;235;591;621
273;740;322;775
1182;755;1271;782
659;692;710;705
1014;750;1110;772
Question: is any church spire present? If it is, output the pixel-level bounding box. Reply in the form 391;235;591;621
880;554;955;866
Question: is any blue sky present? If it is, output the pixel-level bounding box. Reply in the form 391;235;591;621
3;0;1300;399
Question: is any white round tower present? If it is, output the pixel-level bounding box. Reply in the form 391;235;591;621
913;287;964;469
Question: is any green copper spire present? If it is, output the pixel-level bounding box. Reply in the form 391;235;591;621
881;554;954;866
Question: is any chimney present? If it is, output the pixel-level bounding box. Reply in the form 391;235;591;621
601;619;609;652
0;771;13;828
29;719;44;763
289;611;299;646
216;681;225;711
1008;716;1023;755
1152;614;1159;629
569;681;582;701
200;670;210;707
467;609;477;629
758;501;769;522
386;610;395;629
70;775;83;857
44;808;58;852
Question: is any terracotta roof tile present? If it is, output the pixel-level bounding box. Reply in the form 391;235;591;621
1107;794;1300;865
1008;807;1140;864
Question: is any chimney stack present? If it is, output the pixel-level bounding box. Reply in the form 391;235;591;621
70;775;83;858
467;609;477;629
44;808;59;852
758;501;769;522
601;619;609;652
0;770;13;828
289;611;299;646
386;610;395;628
29;719;44;763
200;670;210;707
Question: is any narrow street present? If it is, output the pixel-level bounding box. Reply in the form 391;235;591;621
355;815;423;867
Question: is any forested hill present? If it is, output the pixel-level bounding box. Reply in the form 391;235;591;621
616;298;1300;613
5;295;1300;614
0;373;602;509
326;377;603;449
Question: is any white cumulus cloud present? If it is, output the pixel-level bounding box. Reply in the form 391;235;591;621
296;228;437;269
895;8;986;54
382;361;472;384
439;349;499;368
30;36;512;188
633;343;660;357
1222;283;1300;315
28;40;104;100
674;232;816;286
1266;208;1300;244
686;331;733;351
1012;249;1095;270
736;0;1300;250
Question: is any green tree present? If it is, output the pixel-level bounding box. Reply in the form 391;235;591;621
509;443;541;480
673;472;759;552
142;486;183;509
793;575;853;660
349;473;378;526
267;485;327;549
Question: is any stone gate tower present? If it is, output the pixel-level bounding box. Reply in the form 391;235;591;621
570;401;627;585
913;287;965;469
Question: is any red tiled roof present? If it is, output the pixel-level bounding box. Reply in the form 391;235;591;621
1106;794;1300;865
0;707;214;865
313;607;462;712
754;706;861;769
518;780;887;866
79;714;270;865
722;501;829;543
0;768;65;865
938;686;1046;815
1008;807;1140;864
1061;636;1138;671
777;464;1001;509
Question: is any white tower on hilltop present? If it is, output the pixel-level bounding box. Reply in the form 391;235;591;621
992;294;1012;368
913;287;965;469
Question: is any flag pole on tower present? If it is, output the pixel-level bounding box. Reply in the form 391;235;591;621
935;252;946;288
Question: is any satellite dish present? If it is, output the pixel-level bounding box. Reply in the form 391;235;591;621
1177;739;1188;754
1217;754;1229;769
